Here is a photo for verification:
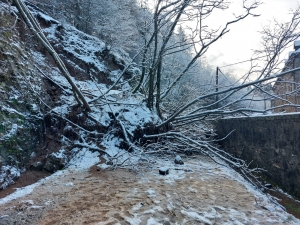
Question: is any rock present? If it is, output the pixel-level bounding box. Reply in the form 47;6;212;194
174;155;184;165
185;149;193;156
30;162;43;171
106;161;114;165
97;164;109;170
44;152;66;172
264;183;272;189
159;167;169;175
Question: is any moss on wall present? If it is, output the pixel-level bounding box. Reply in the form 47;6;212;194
216;114;300;198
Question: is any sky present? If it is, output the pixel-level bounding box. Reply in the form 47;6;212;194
204;0;300;77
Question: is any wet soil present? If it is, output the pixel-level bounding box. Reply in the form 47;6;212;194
0;170;51;199
268;190;300;219
0;156;298;225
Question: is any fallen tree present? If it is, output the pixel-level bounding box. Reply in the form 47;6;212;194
12;0;91;111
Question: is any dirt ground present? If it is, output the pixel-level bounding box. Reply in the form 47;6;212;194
0;170;51;199
0;155;299;225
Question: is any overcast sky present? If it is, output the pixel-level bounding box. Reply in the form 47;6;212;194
204;0;299;76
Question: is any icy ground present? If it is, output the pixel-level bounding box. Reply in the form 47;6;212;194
0;150;299;225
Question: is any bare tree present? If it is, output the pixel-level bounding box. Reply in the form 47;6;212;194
30;0;143;52
28;0;94;34
130;0;261;116
24;0;300;121
22;0;300;132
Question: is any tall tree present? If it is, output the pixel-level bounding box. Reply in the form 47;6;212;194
132;0;261;115
13;0;91;111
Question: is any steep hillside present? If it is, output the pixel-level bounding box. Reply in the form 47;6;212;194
0;1;158;190
0;2;46;189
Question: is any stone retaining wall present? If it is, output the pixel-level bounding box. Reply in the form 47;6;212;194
216;113;300;197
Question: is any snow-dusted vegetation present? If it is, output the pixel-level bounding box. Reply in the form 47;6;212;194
1;0;300;223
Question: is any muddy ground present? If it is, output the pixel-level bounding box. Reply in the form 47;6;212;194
0;155;299;225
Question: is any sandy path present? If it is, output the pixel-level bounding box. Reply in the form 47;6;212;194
0;156;298;225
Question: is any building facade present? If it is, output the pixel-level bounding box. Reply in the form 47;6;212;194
271;41;300;113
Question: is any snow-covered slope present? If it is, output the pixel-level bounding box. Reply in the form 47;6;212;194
0;1;160;189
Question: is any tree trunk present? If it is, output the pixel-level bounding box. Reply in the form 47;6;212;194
13;0;91;112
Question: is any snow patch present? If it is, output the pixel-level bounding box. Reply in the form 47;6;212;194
143;206;164;214
96;164;110;170
51;149;67;160
42;24;60;42
101;134;123;157
121;103;159;134
0;124;18;141
146;217;163;225
181;210;212;225
67;148;100;170
60;25;107;72
65;182;74;187
0;166;20;189
145;189;156;198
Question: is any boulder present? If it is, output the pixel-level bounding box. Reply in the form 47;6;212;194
174;155;184;165
264;183;273;189
159;167;169;175
44;153;66;172
185;149;193;156
30;162;43;171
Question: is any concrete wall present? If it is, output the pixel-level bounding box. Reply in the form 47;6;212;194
216;113;300;197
